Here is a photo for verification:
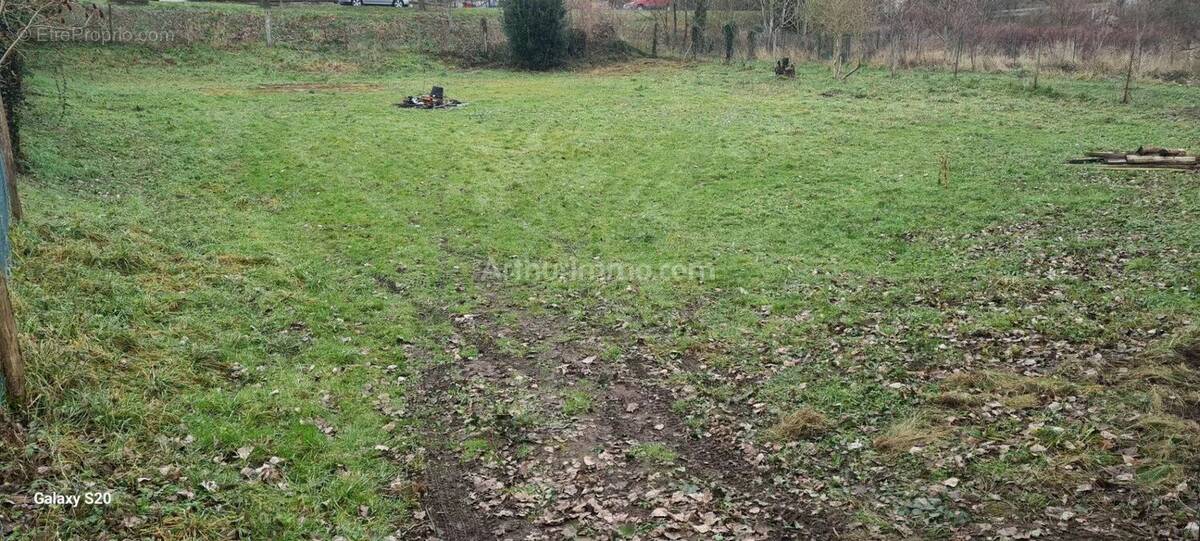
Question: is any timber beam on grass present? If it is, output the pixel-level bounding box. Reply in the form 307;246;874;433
1068;146;1200;171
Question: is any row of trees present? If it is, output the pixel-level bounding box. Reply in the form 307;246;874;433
641;0;1196;97
776;0;1197;77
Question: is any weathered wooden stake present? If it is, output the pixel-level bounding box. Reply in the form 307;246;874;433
265;12;273;47
481;17;489;55
0;273;23;410
0;94;20;410
261;0;273;47
652;21;659;58
0;100;21;222
1121;33;1139;104
722;22;735;64
1032;43;1042;90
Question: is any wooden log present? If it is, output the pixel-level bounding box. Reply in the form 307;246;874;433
1135;146;1189;157
1125;155;1197;165
1097;165;1197;172
0;273;23;410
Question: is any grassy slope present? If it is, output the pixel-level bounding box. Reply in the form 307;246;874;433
1;44;1198;538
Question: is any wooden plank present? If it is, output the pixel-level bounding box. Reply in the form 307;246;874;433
1125;155;1198;165
0;273;23;409
1095;165;1197;172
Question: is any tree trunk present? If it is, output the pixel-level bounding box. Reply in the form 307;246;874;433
890;30;899;77
683;10;690;55
672;0;677;46
953;33;962;77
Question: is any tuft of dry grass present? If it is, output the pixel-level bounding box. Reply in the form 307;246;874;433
770;407;829;440
931;390;983;409
1003;393;1040;410
873;414;946;454
943;370;1075;397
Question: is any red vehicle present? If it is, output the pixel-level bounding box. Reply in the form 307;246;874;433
622;0;670;9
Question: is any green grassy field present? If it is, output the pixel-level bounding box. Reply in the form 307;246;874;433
1;44;1198;539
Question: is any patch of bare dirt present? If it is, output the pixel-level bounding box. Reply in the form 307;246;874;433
393;278;840;539
1177;340;1200;370
373;274;407;295
401;364;496;540
253;82;383;93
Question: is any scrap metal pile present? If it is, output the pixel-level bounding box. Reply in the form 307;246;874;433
396;86;464;110
1068;146;1198;171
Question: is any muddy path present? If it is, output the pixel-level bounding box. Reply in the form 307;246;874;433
397;284;841;540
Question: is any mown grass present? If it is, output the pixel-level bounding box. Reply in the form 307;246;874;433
1;42;1198;538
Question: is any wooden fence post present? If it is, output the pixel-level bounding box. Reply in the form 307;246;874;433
652;21;658;58
0;98;21;410
0;100;21;222
480;17;488;56
0;274;23;410
261;0;274;48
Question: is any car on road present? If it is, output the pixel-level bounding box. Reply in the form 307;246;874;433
337;0;409;6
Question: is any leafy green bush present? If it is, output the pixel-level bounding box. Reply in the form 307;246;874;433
502;0;568;70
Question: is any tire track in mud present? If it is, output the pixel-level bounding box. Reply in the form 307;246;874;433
406;364;494;540
399;285;840;539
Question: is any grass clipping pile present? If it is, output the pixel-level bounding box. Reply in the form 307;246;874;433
1068;146;1199;171
395;86;465;110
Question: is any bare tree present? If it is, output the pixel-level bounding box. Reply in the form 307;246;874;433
1046;0;1087;61
1116;0;1158;104
1;0;101;66
757;0;801;58
806;0;876;78
883;0;916;77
